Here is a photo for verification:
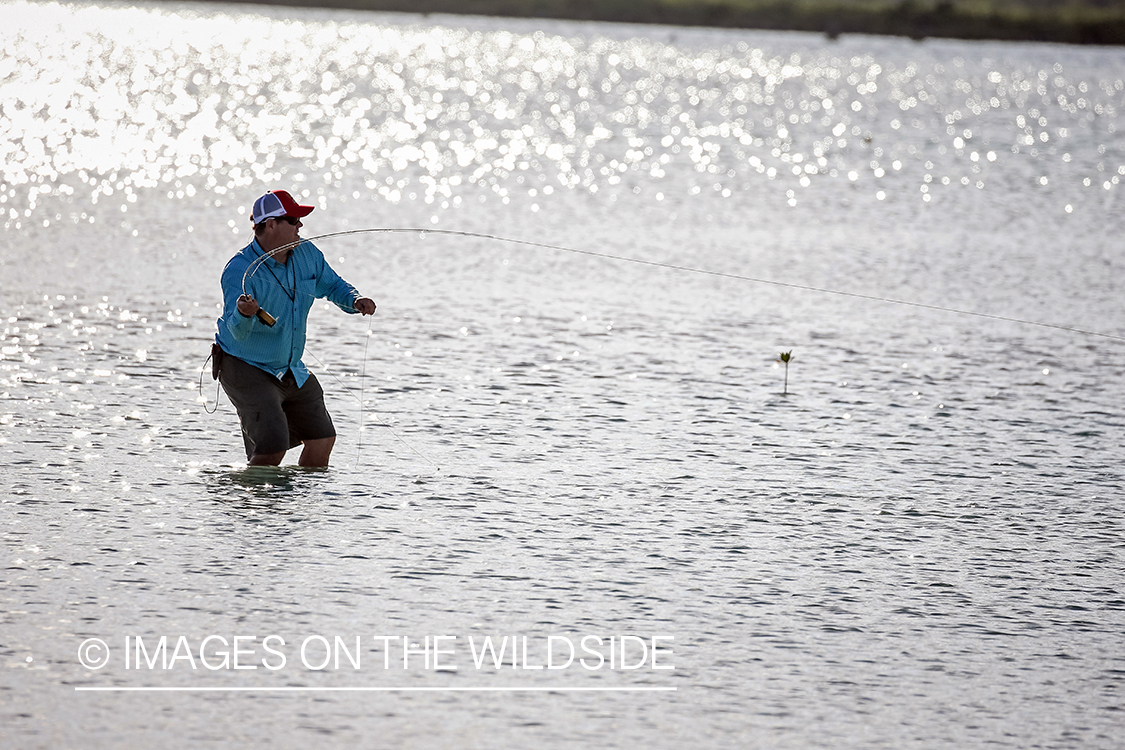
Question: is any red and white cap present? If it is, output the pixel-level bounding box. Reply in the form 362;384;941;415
251;190;315;225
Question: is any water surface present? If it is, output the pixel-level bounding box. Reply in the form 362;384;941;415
1;2;1124;747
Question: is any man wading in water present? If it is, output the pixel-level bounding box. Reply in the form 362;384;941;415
213;189;376;467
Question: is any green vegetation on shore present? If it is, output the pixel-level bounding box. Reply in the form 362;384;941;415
220;0;1125;45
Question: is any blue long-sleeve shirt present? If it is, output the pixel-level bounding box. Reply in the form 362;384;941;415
216;238;361;387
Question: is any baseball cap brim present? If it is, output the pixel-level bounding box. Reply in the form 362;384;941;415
271;190;314;218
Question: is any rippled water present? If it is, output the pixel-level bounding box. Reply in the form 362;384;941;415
2;1;1124;747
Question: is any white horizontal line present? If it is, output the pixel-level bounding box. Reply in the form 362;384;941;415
75;686;676;693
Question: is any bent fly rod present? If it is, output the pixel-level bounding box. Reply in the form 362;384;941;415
240;227;1125;343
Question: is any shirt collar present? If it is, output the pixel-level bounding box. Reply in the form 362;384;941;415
246;237;303;267
246;238;282;268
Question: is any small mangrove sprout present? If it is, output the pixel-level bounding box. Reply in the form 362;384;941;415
778;350;793;395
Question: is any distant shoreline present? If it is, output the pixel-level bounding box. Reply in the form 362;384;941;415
198;0;1125;45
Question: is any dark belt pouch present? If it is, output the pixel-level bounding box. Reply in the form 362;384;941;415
211;343;224;380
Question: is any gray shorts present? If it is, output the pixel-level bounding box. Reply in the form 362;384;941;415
218;353;335;459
